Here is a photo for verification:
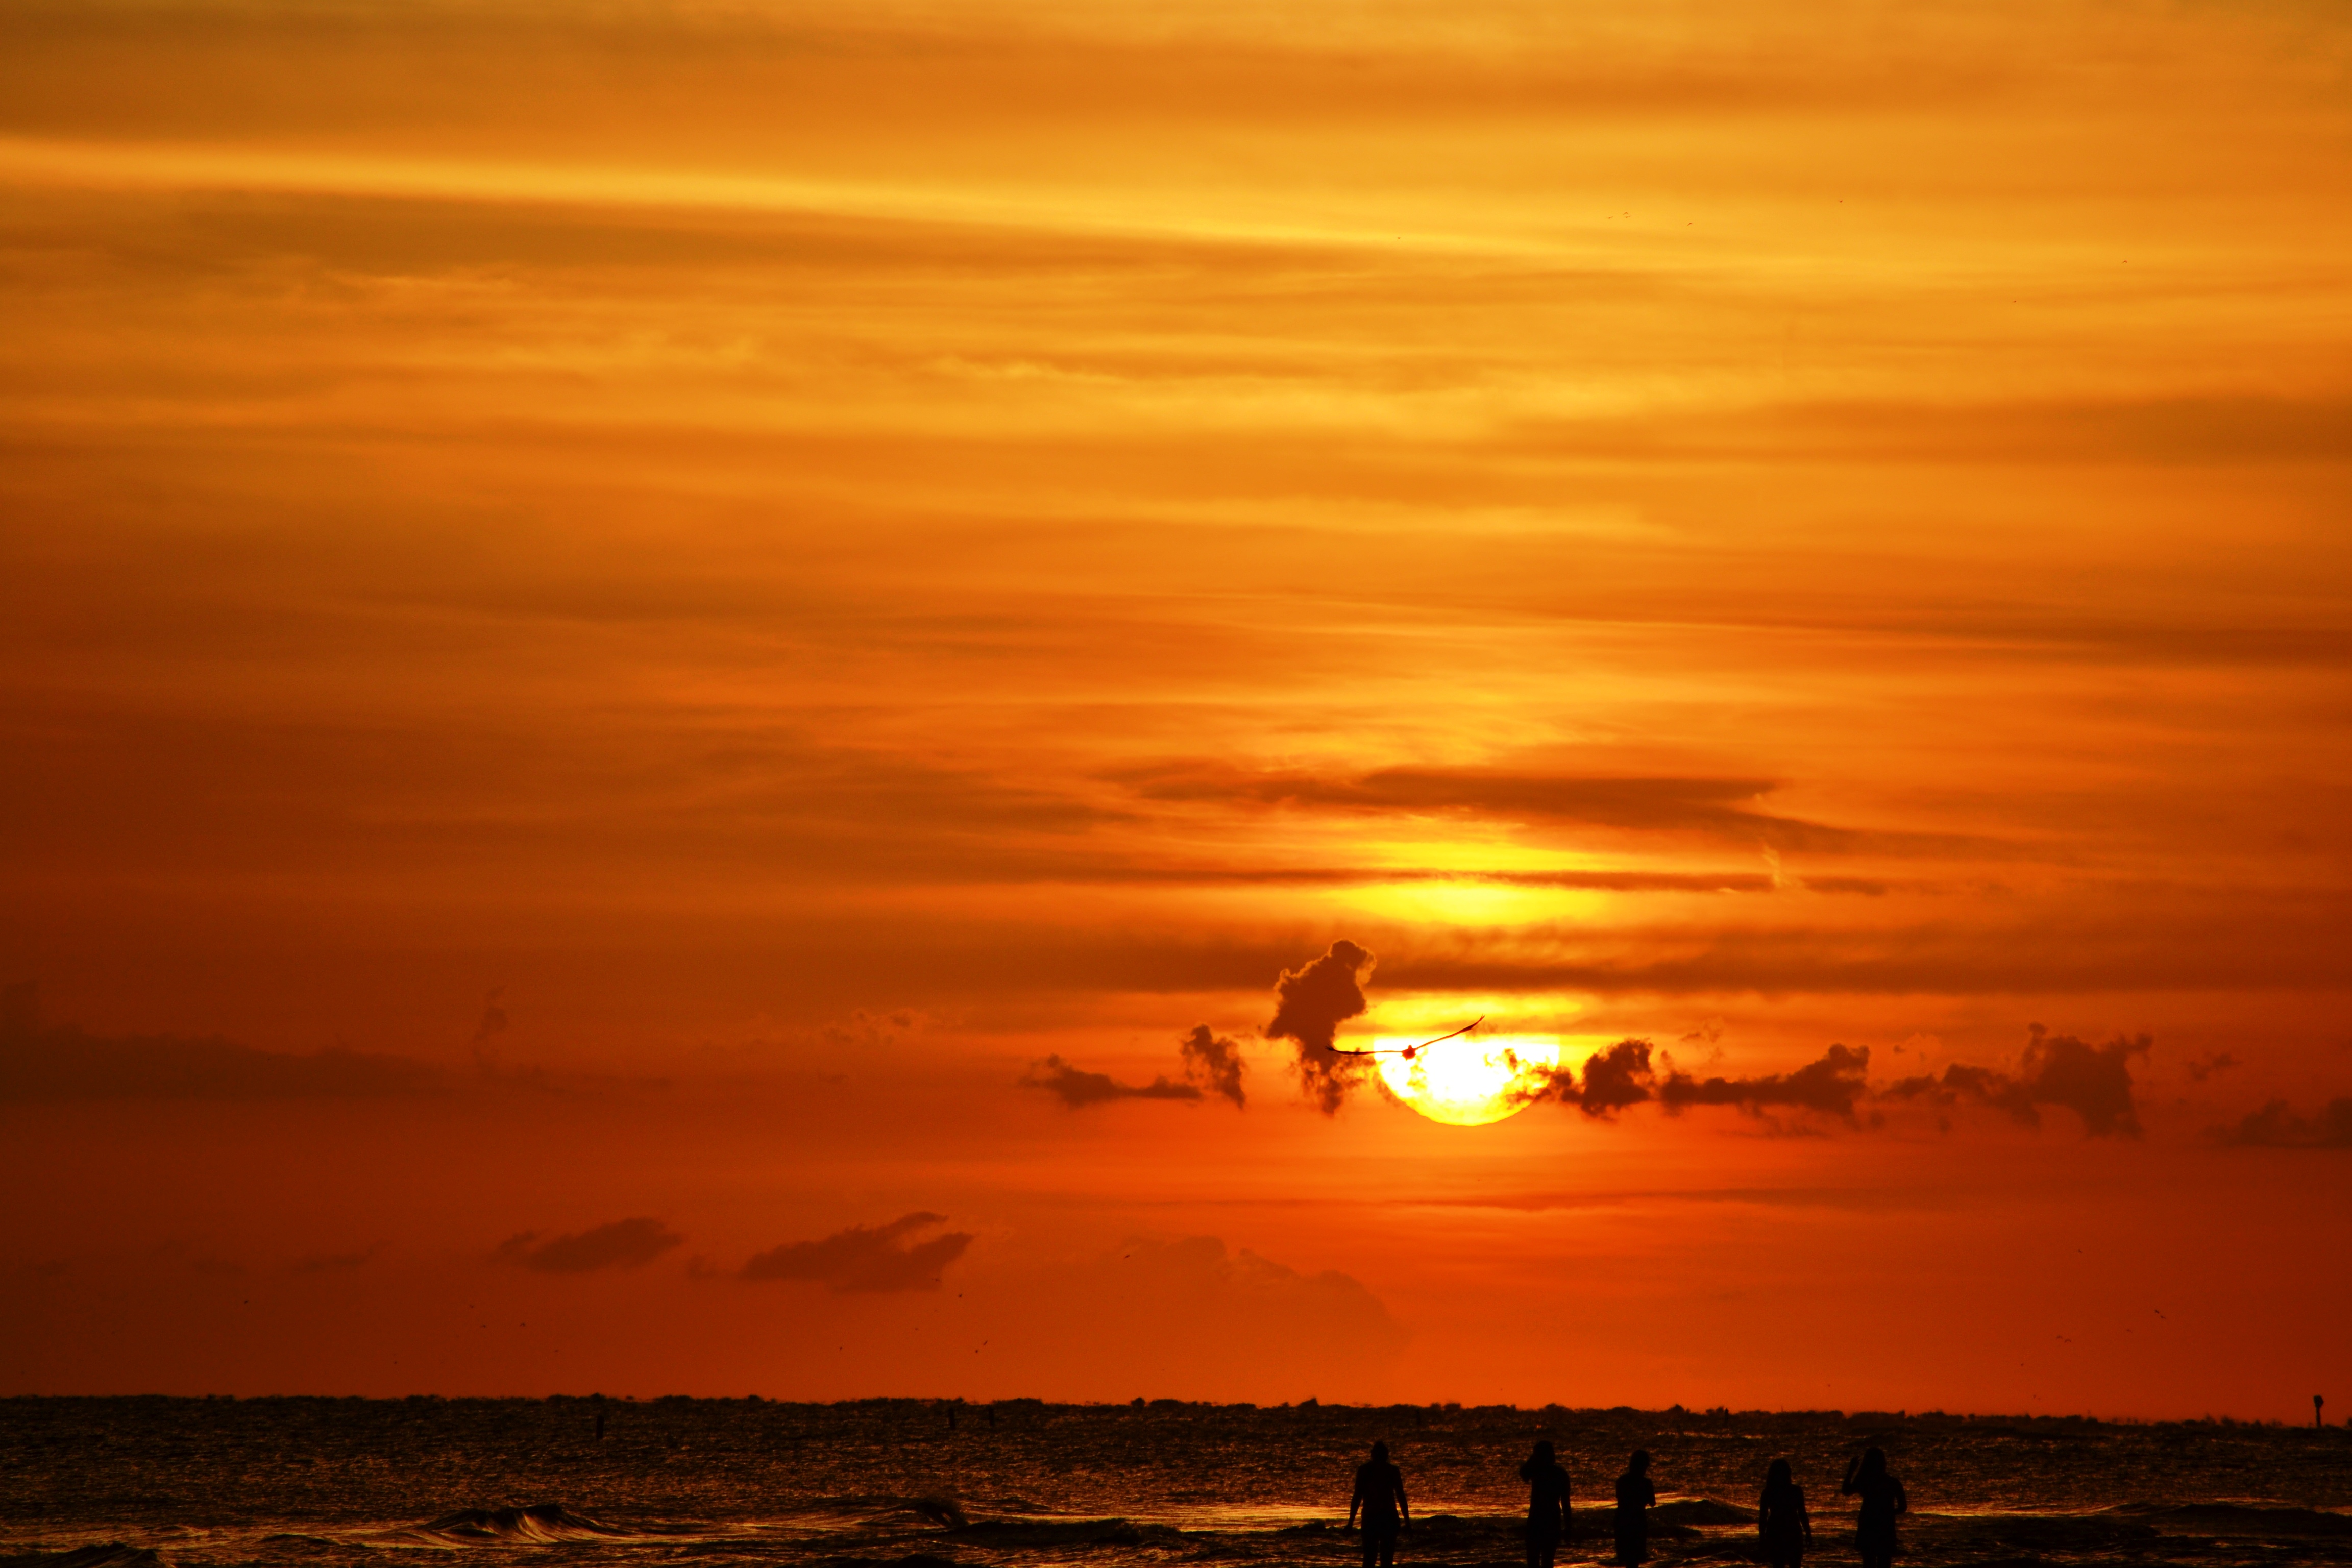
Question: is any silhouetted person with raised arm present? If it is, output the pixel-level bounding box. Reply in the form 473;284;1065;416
1613;1451;1655;1567
1350;1440;1410;1568
1520;1440;1571;1568
1758;1459;1811;1568
1840;1448;1906;1568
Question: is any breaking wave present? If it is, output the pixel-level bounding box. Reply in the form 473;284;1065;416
0;1549;168;1568
399;1507;650;1547
2111;1502;2352;1536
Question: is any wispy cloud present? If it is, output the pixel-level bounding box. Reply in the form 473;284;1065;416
2211;1098;2352;1149
1178;1025;1248;1108
0;982;443;1101
495;1217;684;1272
1020;1054;1202;1108
1113;763;1992;857
741;1213;972;1292
1020;1026;1251;1110
2186;1050;2239;1082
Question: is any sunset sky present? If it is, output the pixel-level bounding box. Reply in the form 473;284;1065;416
3;0;2349;1420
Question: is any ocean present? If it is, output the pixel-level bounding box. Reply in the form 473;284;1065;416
5;1399;2347;1568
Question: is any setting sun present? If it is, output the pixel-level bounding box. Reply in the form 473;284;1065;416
1372;1035;1562;1127
2;0;2348;1433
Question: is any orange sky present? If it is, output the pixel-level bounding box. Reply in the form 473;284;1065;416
3;0;2349;1418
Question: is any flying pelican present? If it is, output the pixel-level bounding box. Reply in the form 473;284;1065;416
1329;1018;1484;1061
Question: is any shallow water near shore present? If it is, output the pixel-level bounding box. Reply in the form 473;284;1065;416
5;1399;2347;1568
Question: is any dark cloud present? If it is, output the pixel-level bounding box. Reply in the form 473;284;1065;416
2186;1050;2239;1082
1544;1029;2156;1137
1178;1025;1247;1108
741;1212;972;1292
1542;1038;1869;1123
1019;1054;1203;1108
469;988;508;1072
1556;1038;1657;1118
0;981;443;1101
1264;939;1374;1116
817;1009;919;1049
494;1217;683;1272
1883;1026;2151;1137
1659;1042;1873;1121
2212;1098;2352;1149
1016;1025;1250;1112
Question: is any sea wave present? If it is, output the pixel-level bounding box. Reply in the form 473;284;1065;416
0;1548;167;1568
792;1496;1046;1527
2112;1502;2352;1536
949;1518;1182;1548
394;1506;660;1547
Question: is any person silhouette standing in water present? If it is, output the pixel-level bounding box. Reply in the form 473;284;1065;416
1350;1440;1411;1568
1613;1451;1656;1567
1840;1448;1906;1568
1757;1459;1811;1568
1520;1440;1571;1568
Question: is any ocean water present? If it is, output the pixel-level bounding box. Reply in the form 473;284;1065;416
5;1399;2348;1568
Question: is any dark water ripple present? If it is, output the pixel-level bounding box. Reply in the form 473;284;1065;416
4;1399;2347;1568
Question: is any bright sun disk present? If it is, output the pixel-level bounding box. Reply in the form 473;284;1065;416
1373;1034;1560;1126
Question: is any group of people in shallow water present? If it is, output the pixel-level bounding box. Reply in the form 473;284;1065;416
1348;1441;1908;1568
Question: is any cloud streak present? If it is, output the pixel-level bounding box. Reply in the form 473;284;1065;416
1541;1039;1872;1123
1116;763;1990;857
2212;1098;2352;1149
1020;1054;1202;1108
1658;1042;1874;1121
1018;1025;1249;1110
0;982;443;1101
1537;1028;2150;1137
495;1217;683;1272
741;1212;972;1292
1882;1027;2152;1137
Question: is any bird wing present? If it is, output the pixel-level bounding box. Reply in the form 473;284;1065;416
1328;1017;1484;1056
